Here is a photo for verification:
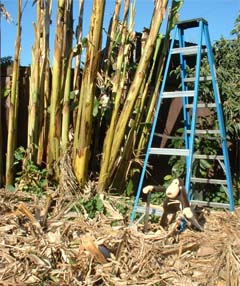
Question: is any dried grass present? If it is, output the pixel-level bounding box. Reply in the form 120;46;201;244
0;188;239;286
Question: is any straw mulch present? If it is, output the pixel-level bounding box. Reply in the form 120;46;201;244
0;188;239;286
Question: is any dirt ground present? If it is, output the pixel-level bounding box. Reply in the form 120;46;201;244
0;188;239;286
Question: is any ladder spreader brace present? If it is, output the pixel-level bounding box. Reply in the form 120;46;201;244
131;18;235;223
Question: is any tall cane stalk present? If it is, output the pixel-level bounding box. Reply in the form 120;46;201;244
48;0;65;166
37;0;52;165
5;0;22;186
73;0;106;185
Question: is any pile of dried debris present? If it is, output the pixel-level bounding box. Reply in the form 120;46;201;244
0;188;239;286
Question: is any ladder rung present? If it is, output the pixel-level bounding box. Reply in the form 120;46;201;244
136;206;163;216
184;76;212;83
149;149;224;160
187;129;220;135
191;177;227;184
171;46;207;56
149;148;189;156
162;90;194;98
191;200;229;209
186;103;216;108
193;154;224;160
177;18;208;29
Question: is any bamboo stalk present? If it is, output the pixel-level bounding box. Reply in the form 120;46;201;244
60;0;73;154
73;0;84;90
72;0;84;129
73;0;106;185
48;0;65;166
61;51;74;153
135;34;163;156
60;0;73;103
1;4;12;186
5;0;22;186
37;0;52;165
88;0;122;171
98;0;131;192
102;0;122;78
28;0;42;161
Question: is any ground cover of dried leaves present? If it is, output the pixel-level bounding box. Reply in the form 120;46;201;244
0;188;239;286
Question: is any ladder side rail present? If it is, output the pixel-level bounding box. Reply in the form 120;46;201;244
178;28;191;151
185;20;204;197
130;26;179;222
203;24;235;211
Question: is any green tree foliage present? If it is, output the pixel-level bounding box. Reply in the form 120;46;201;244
0;56;13;65
215;14;240;201
214;16;240;142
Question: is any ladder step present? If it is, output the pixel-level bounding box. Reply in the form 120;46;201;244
171;46;207;56
186;103;216;108
191;177;227;184
149;148;189;156
187;129;220;135
191;200;229;209
193;154;224;160
149;149;224;160
184;76;212;83
177;18;208;29
136;206;163;216
162;90;194;98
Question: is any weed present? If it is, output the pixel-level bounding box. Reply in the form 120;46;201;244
71;194;105;219
14;146;48;197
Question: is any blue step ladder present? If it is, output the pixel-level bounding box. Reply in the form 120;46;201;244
131;18;235;223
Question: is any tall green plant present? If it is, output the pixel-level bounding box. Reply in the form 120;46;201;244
48;0;65;166
37;0;51;165
73;0;106;185
0;4;12;185
60;0;74;153
97;0;131;192
73;0;84;90
5;0;22;186
102;0;122;79
28;0;50;162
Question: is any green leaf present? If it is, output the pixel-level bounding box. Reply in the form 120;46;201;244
81;37;88;48
95;195;104;211
126;179;134;196
164;174;172;181
70;90;79;99
200;159;211;170
6;185;15;192
166;0;184;33
3;88;11;97
93;98;99;117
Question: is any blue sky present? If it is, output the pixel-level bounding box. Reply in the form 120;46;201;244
1;0;239;66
